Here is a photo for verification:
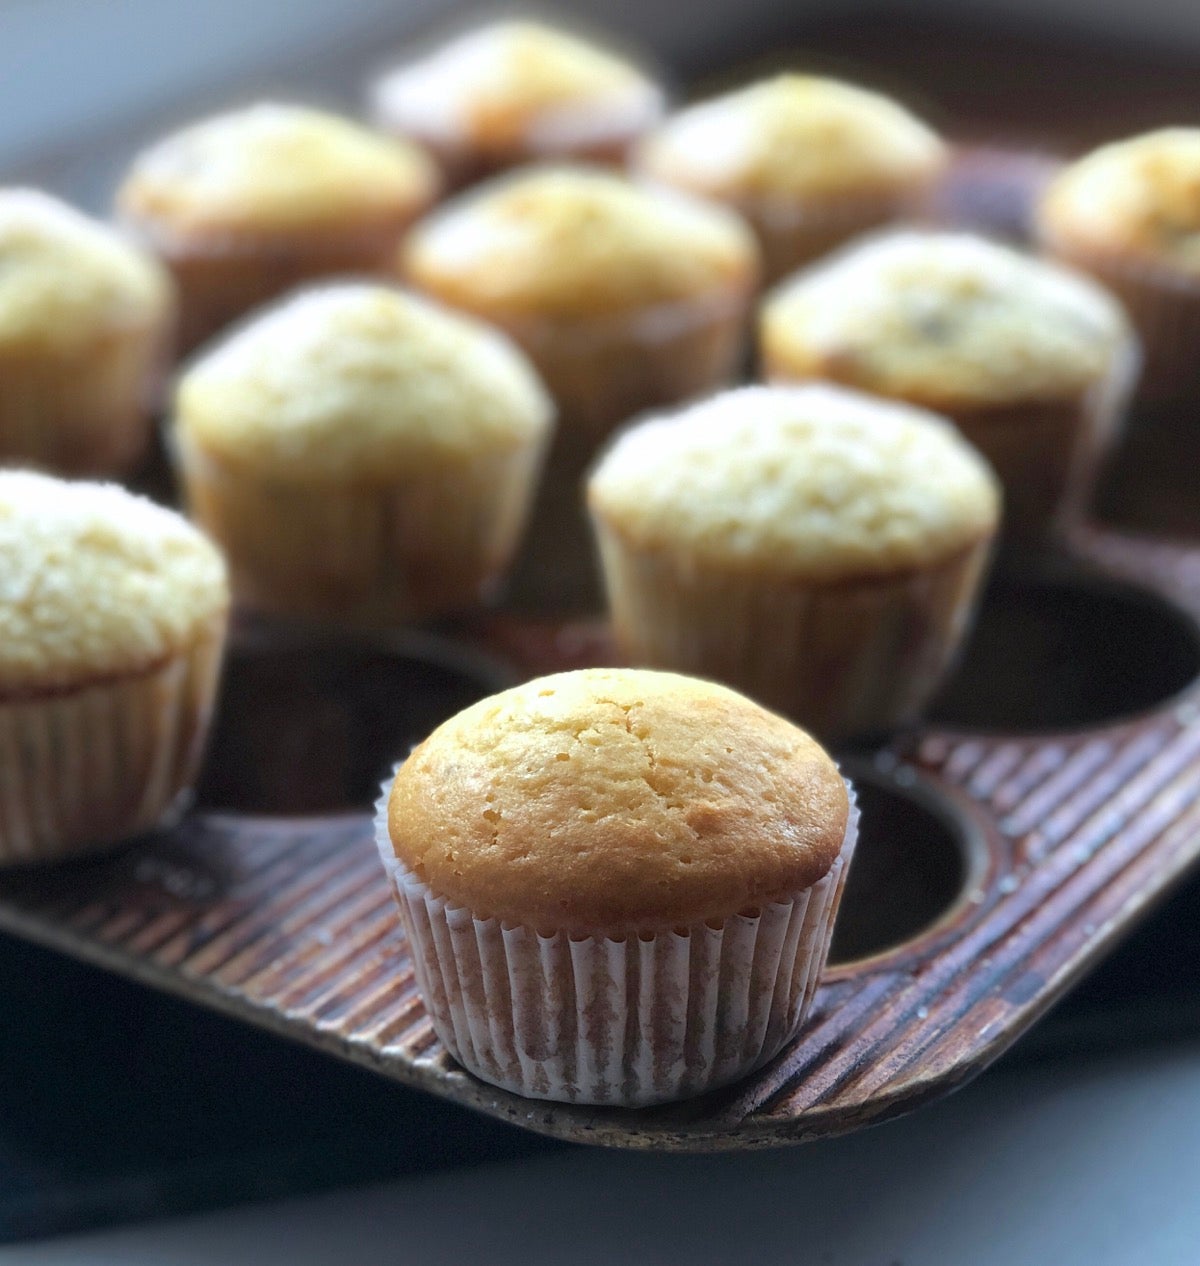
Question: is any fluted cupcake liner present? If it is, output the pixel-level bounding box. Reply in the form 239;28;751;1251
375;778;858;1106
0;319;166;476
734;182;938;287
172;432;548;625
591;521;993;744
1036;230;1200;405
121;213;424;354
0;628;225;865
939;335;1140;548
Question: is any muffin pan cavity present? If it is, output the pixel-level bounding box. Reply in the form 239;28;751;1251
929;568;1200;733
195;628;511;815
827;763;989;967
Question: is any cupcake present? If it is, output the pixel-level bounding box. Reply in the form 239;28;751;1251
0;472;228;864
171;282;553;625
1035;128;1200;402
635;75;946;285
376;666;857;1105
405;166;757;607
760;231;1137;546
587;385;1000;743
370;18;666;188
117;103;439;351
0;189;174;476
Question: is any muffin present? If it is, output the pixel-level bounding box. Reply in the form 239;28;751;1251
171;282;553;625
0;189;174;476
760;231;1137;546
587;385;1000;742
376;666;857;1105
635;75;946;285
370;18;665;188
404;166;758;607
0;471;228;864
1035;128;1200;402
117;103;439;351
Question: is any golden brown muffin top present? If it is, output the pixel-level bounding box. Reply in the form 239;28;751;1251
0;471;228;693
387;667;849;931
371;19;664;155
174;283;552;480
635;74;945;201
0;189;172;351
761;231;1132;410
1037;129;1200;276
117;102;438;239
403;165;757;319
588;384;1000;580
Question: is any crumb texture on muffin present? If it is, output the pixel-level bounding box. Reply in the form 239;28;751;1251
589;384;1000;578
387;666;849;929
0;471;228;692
762;231;1132;408
174;283;553;478
1037;129;1200;273
117;103;438;236
0;189;171;349
404;166;757;318
636;74;944;199
373;19;662;148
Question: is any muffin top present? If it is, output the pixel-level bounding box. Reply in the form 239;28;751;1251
0;471;228;693
635;74;945;201
386;666;850;930
371;19;663;153
174;283;553;480
761;231;1132;409
588;384;1000;579
117;102;438;238
1037;128;1200;276
0;189;172;350
403;166;758;319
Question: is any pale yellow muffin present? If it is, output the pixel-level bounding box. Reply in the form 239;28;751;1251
635;75;947;283
588;385;1000;740
370;18;665;187
405;165;758;609
1036;128;1200;399
0;471;228;863
761;231;1137;544
0;189;174;475
173;282;553;624
377;666;857;1104
117;103;439;350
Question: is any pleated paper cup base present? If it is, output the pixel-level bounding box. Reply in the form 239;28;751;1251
592;520;993;745
375;780;858;1106
0;628;225;866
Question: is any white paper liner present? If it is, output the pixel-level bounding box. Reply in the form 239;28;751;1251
591;519;993;743
0;319;165;476
374;775;858;1106
0;628;225;865
172;431;548;625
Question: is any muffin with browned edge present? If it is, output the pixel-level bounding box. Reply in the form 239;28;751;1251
0;189;173;475
761;231;1136;545
370;18;665;188
376;666;857;1104
636;75;946;284
117;103;439;350
0;471;228;864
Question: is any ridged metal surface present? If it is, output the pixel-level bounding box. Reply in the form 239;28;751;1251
0;528;1198;1150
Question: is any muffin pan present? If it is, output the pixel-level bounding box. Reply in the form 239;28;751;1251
5;32;1200;1151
